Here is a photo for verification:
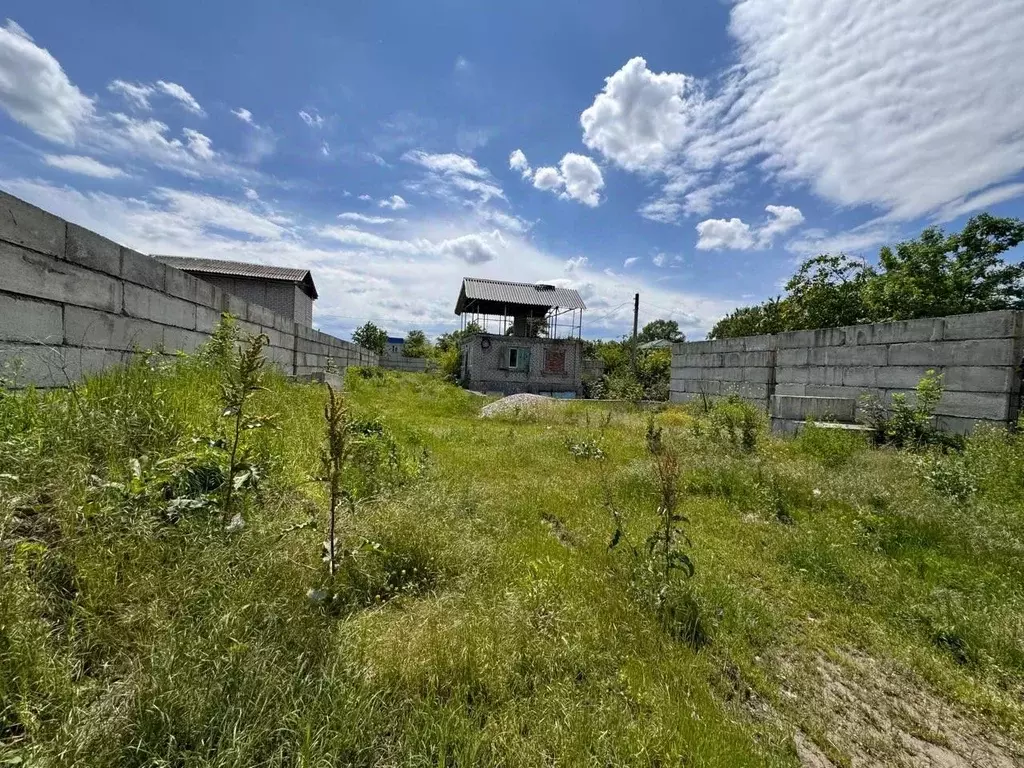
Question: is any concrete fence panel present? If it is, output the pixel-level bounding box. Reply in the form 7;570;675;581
670;310;1024;433
0;189;379;386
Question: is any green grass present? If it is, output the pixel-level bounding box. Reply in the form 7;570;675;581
2;355;1023;766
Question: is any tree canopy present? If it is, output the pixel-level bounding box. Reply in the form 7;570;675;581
637;319;685;344
710;214;1024;339
352;322;388;354
402;330;431;358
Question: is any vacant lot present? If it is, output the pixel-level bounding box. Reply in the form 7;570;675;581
2;353;1023;766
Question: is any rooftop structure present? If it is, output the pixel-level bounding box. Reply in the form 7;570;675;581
154;255;318;326
454;277;586;339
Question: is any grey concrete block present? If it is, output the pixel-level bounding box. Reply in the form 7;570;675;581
195;306;224;334
65;306;164;351
809;345;888;367
246;302;276;327
776;327;847;349
742;335;775;352
0;190;65;257
162;327;207;354
707;337;747;353
935;390;1010;420
122;248;166;291
722;350;773;367
942;365;1015;393
717;366;746;382
164;266;202;304
675;352;724;368
192;276;218;309
0;294;62;344
888;338;1016;367
875;366;937;390
934;415;997;436
4;242;122;313
235;320;262;338
740;366;773;383
778;383;815;397
0;343;128;387
222;292;248;320
803;385;875;400
776;366;813;385
776;348;809;367
849;317;943;346
123;283;196;330
942;310;1022;340
841;366;879;387
772;395;856;422
65;223;121;277
258;326;292;349
676;340;713;354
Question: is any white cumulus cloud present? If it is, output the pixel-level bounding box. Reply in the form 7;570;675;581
183;128;214;160
155;81;204;115
108;80;155;110
509;148;531;178
696;205;804;250
338;212;395;224
231;107;253;124
378;194;409;210
583;2;1024;224
0;19;94;143
42;154;126;178
519;152;604;206
558;153;604;207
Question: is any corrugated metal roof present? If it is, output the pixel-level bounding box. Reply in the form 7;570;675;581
153;255;318;299
456;277;586;314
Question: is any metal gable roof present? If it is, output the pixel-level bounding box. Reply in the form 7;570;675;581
153;255;319;299
455;277;586;315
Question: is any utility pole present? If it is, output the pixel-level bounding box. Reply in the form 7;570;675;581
631;292;640;372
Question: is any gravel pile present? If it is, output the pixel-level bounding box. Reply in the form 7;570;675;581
479;393;560;418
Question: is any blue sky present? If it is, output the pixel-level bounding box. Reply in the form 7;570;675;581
1;1;1023;340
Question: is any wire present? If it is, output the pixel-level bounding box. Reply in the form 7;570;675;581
585;301;632;325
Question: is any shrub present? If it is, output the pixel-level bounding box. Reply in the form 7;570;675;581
796;422;867;468
860;370;944;448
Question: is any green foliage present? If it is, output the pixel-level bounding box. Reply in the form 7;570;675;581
219;332;273;518
194;312;239;366
795;422;867;468
637;319;685;344
710;214;1024;338
3;353;1024;766
434;321;482;353
402;329;431;358
585;340;672;401
352;321;389;354
565;435;606;460
692;395;763;452
860;370;944;448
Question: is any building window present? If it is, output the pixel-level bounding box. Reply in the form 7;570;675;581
544;347;566;374
505;347;530;371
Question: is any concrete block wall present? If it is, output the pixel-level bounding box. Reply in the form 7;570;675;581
379;356;432;373
0;190;377;387
670;334;776;409
671;311;1024;433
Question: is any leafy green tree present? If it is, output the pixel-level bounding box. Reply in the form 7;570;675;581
782;254;870;330
435;321;482;353
402;330;431;358
352;322;388;354
709;214;1024;338
637;319;685;344
709;298;789;339
863;214;1024;321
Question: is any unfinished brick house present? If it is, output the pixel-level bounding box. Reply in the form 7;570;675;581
454;277;586;397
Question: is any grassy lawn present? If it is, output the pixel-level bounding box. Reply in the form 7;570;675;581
2;353;1023;766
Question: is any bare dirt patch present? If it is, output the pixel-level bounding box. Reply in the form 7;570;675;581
777;651;1023;767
